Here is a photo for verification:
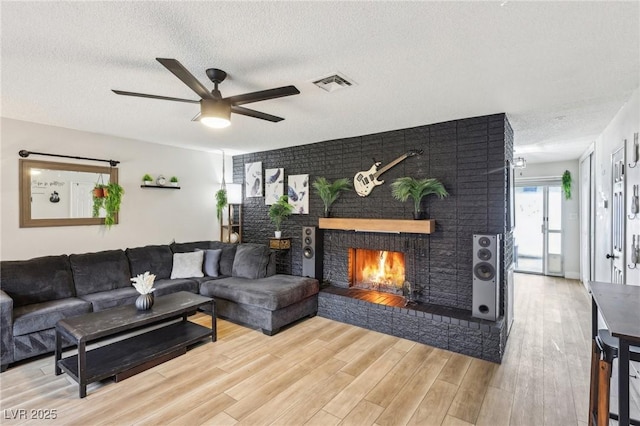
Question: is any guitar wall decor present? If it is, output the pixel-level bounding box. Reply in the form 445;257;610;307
353;149;423;197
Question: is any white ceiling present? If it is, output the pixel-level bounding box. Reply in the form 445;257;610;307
2;1;638;163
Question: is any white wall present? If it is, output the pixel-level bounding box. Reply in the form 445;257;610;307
1;118;230;260
514;160;580;279
592;87;640;285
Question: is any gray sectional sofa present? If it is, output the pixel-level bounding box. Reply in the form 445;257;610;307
0;241;319;371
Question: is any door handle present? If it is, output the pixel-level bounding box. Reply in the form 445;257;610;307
606;254;619;259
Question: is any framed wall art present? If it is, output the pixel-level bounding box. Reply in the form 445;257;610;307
287;174;309;214
244;162;263;197
264;168;284;205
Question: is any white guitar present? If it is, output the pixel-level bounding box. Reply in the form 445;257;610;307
353;149;423;197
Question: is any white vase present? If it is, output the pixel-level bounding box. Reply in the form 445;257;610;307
274;231;282;238
144;181;152;186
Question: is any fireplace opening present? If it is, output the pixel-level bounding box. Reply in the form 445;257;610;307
348;248;405;294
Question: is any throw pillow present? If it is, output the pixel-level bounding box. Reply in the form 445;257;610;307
170;251;204;279
232;244;271;279
196;248;222;277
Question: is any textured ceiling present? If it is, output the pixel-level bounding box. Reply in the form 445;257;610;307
2;1;638;163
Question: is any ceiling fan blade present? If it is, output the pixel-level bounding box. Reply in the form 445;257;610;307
156;58;213;99
226;86;300;106
112;90;199;104
231;106;284;122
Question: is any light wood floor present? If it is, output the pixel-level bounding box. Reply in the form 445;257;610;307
0;274;594;426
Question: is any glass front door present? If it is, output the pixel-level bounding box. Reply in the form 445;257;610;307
514;184;563;276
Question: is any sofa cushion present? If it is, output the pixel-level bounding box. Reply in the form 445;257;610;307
171;241;237;276
13;298;92;336
70;250;131;295
79;287;139;312
0;255;76;307
126;245;173;280
170;241;211;253
153;278;199;296
266;251;277;277
196;249;222;277
199;274;319;311
210;243;237;276
170;251;204;279
232;244;271;279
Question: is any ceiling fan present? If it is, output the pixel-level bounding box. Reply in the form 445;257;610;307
112;58;300;128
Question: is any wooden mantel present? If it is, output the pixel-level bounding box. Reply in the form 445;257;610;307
318;218;435;234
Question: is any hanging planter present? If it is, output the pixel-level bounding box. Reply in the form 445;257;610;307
93;186;105;198
562;170;572;200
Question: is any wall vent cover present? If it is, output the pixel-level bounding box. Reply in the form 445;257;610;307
312;72;356;92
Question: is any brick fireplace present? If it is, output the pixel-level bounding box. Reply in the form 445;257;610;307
234;113;513;363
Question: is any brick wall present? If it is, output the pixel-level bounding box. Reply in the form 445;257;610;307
233;113;514;314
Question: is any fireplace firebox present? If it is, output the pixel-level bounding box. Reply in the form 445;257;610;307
348;248;405;294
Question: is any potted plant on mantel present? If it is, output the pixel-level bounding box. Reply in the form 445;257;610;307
268;195;294;238
391;177;448;220
312;177;351;218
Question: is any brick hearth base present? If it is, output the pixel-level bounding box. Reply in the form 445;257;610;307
318;287;506;363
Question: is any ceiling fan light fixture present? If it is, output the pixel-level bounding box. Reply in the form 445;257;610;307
201;116;231;129
200;99;231;129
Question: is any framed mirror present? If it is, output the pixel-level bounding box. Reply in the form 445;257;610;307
19;159;119;227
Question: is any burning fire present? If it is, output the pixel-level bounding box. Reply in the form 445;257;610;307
352;249;405;289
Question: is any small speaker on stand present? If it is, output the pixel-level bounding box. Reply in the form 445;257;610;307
472;234;501;321
302;226;323;280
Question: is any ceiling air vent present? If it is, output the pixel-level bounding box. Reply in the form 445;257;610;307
312;72;356;93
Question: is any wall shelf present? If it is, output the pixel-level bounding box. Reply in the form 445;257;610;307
318;218;435;234
140;185;180;189
269;238;291;250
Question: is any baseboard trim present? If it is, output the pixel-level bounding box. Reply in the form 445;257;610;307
564;272;580;280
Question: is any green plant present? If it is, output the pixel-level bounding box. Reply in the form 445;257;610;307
103;182;124;228
170;176;178;183
268;195;294;231
215;188;227;221
562;170;572;200
391;177;448;216
142;174;153;182
312;177;351;216
92;184;107;217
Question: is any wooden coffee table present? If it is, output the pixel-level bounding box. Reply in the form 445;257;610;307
55;291;215;398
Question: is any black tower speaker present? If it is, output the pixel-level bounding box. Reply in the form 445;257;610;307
472;234;501;321
302;226;323;280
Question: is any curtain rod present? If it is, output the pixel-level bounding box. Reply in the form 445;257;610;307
18;150;120;167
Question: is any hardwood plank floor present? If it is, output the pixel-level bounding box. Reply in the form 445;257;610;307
0;274;599;425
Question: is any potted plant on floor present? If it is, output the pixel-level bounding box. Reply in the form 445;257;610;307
391;177;448;219
142;174;153;186
312;177;351;217
268;195;294;238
